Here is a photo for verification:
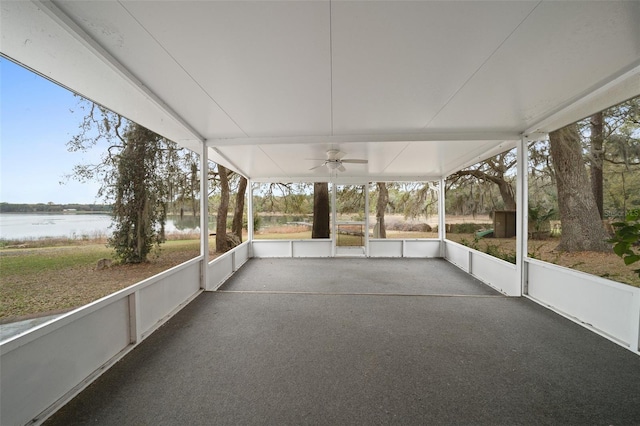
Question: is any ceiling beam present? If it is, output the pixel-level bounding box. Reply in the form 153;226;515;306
208;147;250;179
442;139;518;178
251;175;444;184
206;131;521;147
33;0;204;143
525;60;640;136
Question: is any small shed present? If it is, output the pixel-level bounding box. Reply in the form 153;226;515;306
493;210;516;238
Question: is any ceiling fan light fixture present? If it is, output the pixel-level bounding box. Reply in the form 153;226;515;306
327;161;340;170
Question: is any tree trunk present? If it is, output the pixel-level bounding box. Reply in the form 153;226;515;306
549;124;610;252
376;182;388;238
190;163;198;217
312;182;330;238
216;165;230;252
232;176;247;242
496;180;516;211
590;111;604;219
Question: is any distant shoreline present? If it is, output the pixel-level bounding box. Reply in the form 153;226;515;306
0;211;110;215
0;202;112;214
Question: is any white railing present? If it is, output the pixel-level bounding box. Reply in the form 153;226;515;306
526;258;640;354
4;239;637;425
443;239;640;353
208;241;251;290
0;256;203;426
251;238;441;259
368;239;440;258
444;240;520;296
252;239;332;258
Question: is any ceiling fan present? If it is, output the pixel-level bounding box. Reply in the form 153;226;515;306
308;149;368;172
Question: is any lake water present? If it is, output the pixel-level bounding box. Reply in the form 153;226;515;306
0;213;201;240
0;213;310;240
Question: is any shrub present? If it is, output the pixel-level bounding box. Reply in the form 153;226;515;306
609;209;640;277
448;223;485;234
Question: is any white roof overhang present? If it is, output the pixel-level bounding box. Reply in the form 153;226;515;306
2;0;639;182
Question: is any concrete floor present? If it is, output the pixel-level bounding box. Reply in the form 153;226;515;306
46;258;640;425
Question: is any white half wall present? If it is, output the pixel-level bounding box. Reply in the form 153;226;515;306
138;262;201;337
292;240;333;257
444;240;520;296
444;240;471;272
527;259;640;353
252;240;292;257
368;239;440;258
208;241;251;290
404;240;441;258
369;239;403;257
251;239;332;258
0;257;203;426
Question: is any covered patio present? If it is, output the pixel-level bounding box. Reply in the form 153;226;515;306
46;258;640;425
2;1;640;424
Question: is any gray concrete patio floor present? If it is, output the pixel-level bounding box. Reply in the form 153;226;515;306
46;258;640;425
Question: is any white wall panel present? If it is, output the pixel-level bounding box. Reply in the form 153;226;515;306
444;240;470;271
209;252;235;290
470;251;519;296
527;259;640;348
138;262;201;336
1;299;129;426
403;240;441;258
292;240;332;257
1;258;203;425
369;240;403;257
252;240;292;257
235;242;251;267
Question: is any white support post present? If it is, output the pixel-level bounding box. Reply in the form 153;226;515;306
247;179;254;257
631;289;640;353
364;182;370;257
128;292;141;344
331;182;337;257
516;136;528;296
438;178;446;258
200;143;210;290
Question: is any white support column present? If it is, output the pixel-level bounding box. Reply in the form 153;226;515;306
200;143;210;290
128;292;141;344
247;180;254;247
438;178;446;258
631;290;640;353
364;182;370;257
516;136;528;296
331;182;337;257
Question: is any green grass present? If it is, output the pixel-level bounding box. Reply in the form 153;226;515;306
0;239;202;276
0;246;112;275
254;231;313;240
157;239;201;252
0;238;204;319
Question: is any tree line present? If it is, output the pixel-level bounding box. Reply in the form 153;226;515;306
0;203;112;213
68;95;639;269
67;99;247;263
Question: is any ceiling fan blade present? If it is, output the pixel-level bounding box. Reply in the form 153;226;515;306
341;159;368;164
309;163;326;171
337;164;346;172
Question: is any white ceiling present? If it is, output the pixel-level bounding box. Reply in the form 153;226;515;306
2;0;640;182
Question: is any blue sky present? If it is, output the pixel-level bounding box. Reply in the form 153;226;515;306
1;57;103;204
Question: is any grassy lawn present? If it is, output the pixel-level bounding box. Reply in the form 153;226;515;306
255;231;312;239
0;239;202;321
445;233;640;287
2;229;637;322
